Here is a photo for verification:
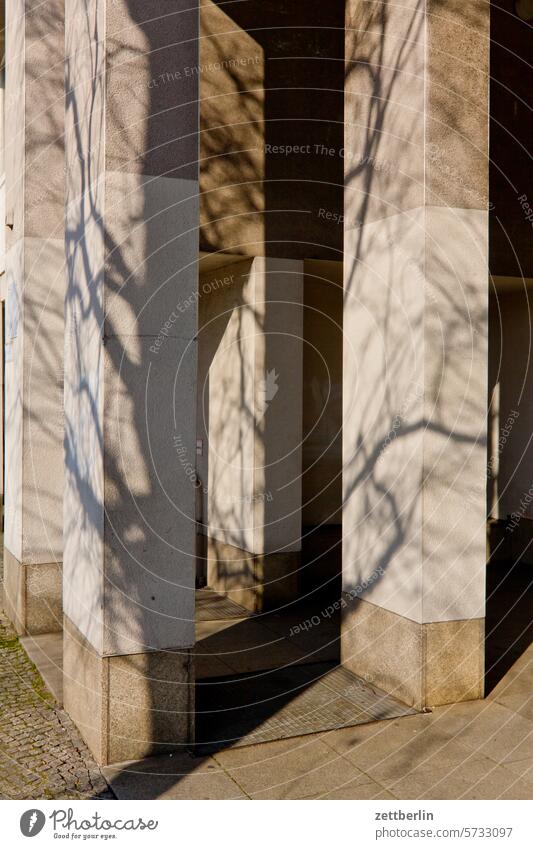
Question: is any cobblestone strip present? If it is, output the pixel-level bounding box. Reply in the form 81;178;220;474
0;613;114;800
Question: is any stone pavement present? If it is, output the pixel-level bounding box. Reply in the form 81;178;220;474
0;613;113;800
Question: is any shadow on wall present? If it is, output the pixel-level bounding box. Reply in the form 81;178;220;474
489;0;533;279
485;553;533;694
485;2;533;691
196;1;345;613
199;0;345;261
62;0;344;764
4;0;65;590
58;0;514;774
342;0;489;623
64;1;200;762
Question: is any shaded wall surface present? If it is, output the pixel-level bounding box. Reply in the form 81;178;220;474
487;2;533;530
488;287;533;521
199;0;345;260
302;261;343;527
489;0;533;277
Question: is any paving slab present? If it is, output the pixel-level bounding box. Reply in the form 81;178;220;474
384;755;533;800
103;753;246;799
429;699;533;765
212;734;379;800
322;713;477;783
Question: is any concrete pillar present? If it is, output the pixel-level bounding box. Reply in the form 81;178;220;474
3;0;65;635
342;0;489;708
198;257;303;611
63;0;199;764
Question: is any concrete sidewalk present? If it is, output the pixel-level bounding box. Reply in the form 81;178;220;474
102;644;533;799
3;571;533;800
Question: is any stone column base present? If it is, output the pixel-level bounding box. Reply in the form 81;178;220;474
63;616;195;766
341;597;484;709
207;537;300;612
3;548;62;635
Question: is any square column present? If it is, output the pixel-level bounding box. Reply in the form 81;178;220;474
198;257;303;611
3;0;65;634
63;0;199;764
342;0;489;708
